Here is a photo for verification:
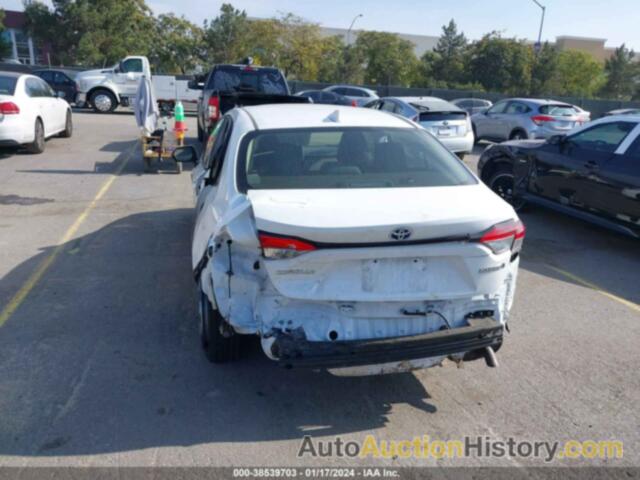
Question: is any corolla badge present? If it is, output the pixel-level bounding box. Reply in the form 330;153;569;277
390;227;413;241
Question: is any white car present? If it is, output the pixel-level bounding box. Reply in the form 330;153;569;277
0;72;72;153
323;85;378;107
365;96;475;159
173;104;524;375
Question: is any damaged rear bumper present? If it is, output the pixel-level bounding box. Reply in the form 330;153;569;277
271;317;503;369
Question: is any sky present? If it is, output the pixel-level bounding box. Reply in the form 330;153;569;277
2;0;639;50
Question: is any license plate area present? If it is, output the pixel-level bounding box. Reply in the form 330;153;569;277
362;257;429;293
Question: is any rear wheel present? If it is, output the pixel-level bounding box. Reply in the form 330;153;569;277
25;119;45;154
90;89;117;113
200;291;241;363
59;111;73;138
488;165;526;211
509;130;528;140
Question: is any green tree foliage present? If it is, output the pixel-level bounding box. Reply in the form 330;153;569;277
465;33;532;94
0;9;12;59
530;42;559;95
316;36;347;84
152;14;203;74
24;0;155;66
600;45;637;99
354;31;418;86
428;19;467;85
202;3;250;64
548;50;604;97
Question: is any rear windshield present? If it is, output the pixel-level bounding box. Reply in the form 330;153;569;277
539;104;577;116
207;67;288;95
237;127;476;191
419;111;467;122
0;76;17;95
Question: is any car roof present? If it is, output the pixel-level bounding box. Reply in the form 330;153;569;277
240;104;414;130
329;85;376;92
506;98;572;106
0;71;24;78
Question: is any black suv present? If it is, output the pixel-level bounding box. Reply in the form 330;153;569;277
193;64;306;142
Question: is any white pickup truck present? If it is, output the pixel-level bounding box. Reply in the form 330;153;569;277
75;55;200;113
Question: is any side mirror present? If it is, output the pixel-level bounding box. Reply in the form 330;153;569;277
172;145;198;164
548;134;566;145
56;91;66;98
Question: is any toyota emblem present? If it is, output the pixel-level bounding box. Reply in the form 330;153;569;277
390;227;412;241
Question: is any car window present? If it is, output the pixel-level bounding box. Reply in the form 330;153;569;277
36;78;55;97
207;117;234;184
237;127;477;192
0;75;18;95
505;102;530;114
456;100;471;108
54;72;70;84
37;71;54;82
476;100;490;108
568;122;636;153
25;78;44;97
208;67;288;95
487;101;508;114
320;92;336;102
344;88;366;97
540;105;578;116
121;58;143;73
331;87;347;95
364;100;380;109
380;101;397;113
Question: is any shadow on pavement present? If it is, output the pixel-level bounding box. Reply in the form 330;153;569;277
519;206;640;305
0;209;435;458
15;137;199;176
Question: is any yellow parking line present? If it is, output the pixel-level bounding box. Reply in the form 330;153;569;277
546;265;640;314
0;146;135;328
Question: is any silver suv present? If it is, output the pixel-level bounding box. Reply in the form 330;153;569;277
472;98;586;142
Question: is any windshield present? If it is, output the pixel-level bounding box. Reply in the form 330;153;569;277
237;127;477;192
207;67;288;94
0;76;18;95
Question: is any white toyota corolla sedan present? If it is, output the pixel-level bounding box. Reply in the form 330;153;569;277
173;104;525;375
0;72;73;153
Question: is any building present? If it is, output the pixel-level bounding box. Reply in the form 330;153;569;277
319;25;622;61
1;10;52;65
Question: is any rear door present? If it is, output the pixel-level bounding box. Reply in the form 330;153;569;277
526;121;635;211
594;129;640;229
476;100;508;139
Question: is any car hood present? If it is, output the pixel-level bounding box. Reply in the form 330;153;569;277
247;185;517;244
498;139;547;149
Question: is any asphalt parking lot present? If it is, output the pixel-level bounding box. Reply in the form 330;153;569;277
0;112;638;470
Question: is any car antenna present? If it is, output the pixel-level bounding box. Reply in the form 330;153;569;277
324;110;341;123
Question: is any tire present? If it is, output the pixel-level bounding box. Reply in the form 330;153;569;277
59;111;73;138
488;165;526;211
509;130;528;141
90;89;117;113
200;291;241;363
25;119;45;154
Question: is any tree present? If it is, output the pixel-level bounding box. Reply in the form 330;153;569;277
530;42;559;95
0;9;12;59
316;35;346;84
24;0;155;66
151;14;203;74
600;45;637;99
465;33;532;94
353;31;418;86
548;50;604;97
429;19;467;85
203;4;250;64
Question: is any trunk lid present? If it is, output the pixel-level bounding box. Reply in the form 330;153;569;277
248;184;514;245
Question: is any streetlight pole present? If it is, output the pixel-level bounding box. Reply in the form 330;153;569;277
532;0;546;53
346;14;363;46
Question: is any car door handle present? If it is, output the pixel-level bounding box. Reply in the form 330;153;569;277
584;161;599;170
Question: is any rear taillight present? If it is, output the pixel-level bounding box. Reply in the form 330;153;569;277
259;233;316;260
531;115;553;126
351;100;358;107
208;95;220;123
0;102;20;115
478;219;526;255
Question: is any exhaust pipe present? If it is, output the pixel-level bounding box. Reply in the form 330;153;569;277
484;346;499;368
